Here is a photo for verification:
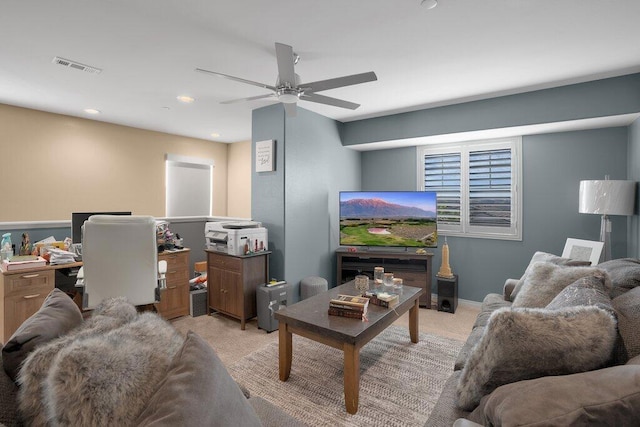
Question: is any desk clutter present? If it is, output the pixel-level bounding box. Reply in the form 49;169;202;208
1;232;79;268
1;255;47;271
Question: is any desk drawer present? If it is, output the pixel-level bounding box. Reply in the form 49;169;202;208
207;253;242;273
159;251;188;269
165;268;189;286
5;270;55;298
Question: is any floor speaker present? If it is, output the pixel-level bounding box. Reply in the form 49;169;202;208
437;275;458;313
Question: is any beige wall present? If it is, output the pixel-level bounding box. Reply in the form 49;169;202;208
0;104;247;222
226;140;252;218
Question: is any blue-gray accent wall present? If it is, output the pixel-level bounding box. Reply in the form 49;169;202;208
251;105;286;282
252;73;640;303
252;105;360;300
362;128;629;302
342;73;640;146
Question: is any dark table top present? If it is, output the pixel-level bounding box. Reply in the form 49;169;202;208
274;281;423;346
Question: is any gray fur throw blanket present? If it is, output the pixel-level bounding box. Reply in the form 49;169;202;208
17;297;185;426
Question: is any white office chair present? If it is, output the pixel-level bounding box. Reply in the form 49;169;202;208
80;215;162;310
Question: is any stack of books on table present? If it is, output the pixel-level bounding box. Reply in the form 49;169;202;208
1;255;47;271
328;294;369;319
365;290;399;308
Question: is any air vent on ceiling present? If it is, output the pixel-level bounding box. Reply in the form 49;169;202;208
52;56;102;74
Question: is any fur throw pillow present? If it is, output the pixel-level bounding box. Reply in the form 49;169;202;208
17;298;184;426
512;262;604;308
546;271;613;312
456;305;617;411
598;258;640;298
510;252;591;301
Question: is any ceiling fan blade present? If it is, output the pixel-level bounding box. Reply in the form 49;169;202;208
303;71;377;93
300;93;360;110
195;68;276;91
275;43;296;86
220;93;276;104
283;102;297;117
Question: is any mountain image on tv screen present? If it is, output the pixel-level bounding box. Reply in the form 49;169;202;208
339;191;437;248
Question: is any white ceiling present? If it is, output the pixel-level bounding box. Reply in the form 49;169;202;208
2;0;640;144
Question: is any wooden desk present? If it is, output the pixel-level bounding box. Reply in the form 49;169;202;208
0;261;82;342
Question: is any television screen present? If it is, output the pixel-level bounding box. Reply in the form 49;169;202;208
339;191;437;248
72;211;132;244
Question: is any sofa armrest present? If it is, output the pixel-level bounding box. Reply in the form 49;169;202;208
503;278;518;301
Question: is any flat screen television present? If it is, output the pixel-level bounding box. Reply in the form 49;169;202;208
339;191;437;248
72;211;132;244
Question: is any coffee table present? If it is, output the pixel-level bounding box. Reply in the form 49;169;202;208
274;281;423;414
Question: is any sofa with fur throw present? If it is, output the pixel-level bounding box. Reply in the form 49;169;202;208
0;290;301;427
426;254;640;427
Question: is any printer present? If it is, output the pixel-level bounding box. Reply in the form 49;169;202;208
205;221;268;256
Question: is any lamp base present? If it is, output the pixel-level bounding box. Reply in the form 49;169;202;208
600;214;612;262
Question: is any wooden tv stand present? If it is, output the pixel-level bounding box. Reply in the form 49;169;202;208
336;249;434;308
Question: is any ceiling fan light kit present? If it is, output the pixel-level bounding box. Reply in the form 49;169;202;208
277;89;299;104
196;42;377;117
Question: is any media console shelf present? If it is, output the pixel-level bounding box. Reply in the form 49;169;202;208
336;249;434;308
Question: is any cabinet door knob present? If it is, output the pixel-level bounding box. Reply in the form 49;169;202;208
23;294;41;299
21;274;40;279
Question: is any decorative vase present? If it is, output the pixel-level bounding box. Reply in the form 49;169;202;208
354;275;370;295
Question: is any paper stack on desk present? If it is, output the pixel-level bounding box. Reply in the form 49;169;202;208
47;248;77;265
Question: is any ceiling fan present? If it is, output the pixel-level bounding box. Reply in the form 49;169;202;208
195;42;377;117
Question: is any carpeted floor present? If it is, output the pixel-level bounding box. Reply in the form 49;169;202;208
170;302;478;425
227;325;464;427
171;303;479;366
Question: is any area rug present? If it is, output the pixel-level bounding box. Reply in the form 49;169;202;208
229;325;463;427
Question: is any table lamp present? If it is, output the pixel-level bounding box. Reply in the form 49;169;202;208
579;177;636;261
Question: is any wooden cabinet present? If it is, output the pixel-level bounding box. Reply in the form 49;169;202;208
1;268;55;342
207;250;269;330
155;249;190;320
336;249;433;308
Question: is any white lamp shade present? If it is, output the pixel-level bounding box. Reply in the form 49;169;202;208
579;180;636;215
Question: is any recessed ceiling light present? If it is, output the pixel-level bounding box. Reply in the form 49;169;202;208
421;0;438;9
211;133;220;138
84;108;100;114
176;95;195;103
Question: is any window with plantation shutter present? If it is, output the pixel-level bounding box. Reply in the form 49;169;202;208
424;153;461;227
418;138;522;240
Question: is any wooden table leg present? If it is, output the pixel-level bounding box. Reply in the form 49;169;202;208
409;298;419;343
343;343;360;414
279;322;292;381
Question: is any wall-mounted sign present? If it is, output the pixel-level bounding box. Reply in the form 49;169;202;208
255;139;275;172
